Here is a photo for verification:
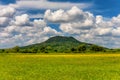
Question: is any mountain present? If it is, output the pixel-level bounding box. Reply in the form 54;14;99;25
20;36;107;53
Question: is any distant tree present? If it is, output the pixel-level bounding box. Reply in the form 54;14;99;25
40;47;46;53
71;48;77;52
31;48;38;53
48;46;52;49
20;49;29;53
78;44;86;52
90;45;104;52
54;50;57;52
46;46;52;51
12;46;20;53
4;49;9;53
0;49;5;53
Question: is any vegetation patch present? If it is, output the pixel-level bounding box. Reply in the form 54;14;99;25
0;53;120;80
0;36;109;53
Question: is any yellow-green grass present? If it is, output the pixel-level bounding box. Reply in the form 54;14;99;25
0;53;120;80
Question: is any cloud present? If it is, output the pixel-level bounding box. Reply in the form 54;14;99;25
14;0;92;10
0;7;15;17
45;6;95;33
0;19;61;48
29;13;44;19
0;7;15;27
0;17;10;27
12;14;31;26
0;7;61;48
44;6;94;23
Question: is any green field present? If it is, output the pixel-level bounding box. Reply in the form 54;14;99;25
0;53;120;80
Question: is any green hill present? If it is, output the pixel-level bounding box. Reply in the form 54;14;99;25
20;36;106;53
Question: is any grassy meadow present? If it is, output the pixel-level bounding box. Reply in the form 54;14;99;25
0;53;120;80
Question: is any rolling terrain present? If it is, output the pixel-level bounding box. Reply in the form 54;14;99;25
20;36;107;53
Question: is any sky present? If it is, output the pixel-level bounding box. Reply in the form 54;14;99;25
0;0;120;49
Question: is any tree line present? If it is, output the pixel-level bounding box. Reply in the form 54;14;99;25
0;44;108;53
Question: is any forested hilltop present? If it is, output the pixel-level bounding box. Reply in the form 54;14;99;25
0;36;112;53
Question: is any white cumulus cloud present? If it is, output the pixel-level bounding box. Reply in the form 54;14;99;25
14;0;92;10
0;7;15;17
12;14;31;26
0;7;15;27
0;7;61;48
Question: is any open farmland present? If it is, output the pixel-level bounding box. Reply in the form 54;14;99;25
0;53;120;80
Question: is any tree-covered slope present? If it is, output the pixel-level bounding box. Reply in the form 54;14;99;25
20;36;106;53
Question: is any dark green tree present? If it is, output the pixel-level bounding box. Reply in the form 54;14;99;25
71;48;77;52
12;46;20;53
40;47;46;53
90;45;104;52
30;48;38;53
78;44;86;52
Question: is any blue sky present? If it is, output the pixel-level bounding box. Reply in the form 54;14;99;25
0;0;120;48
